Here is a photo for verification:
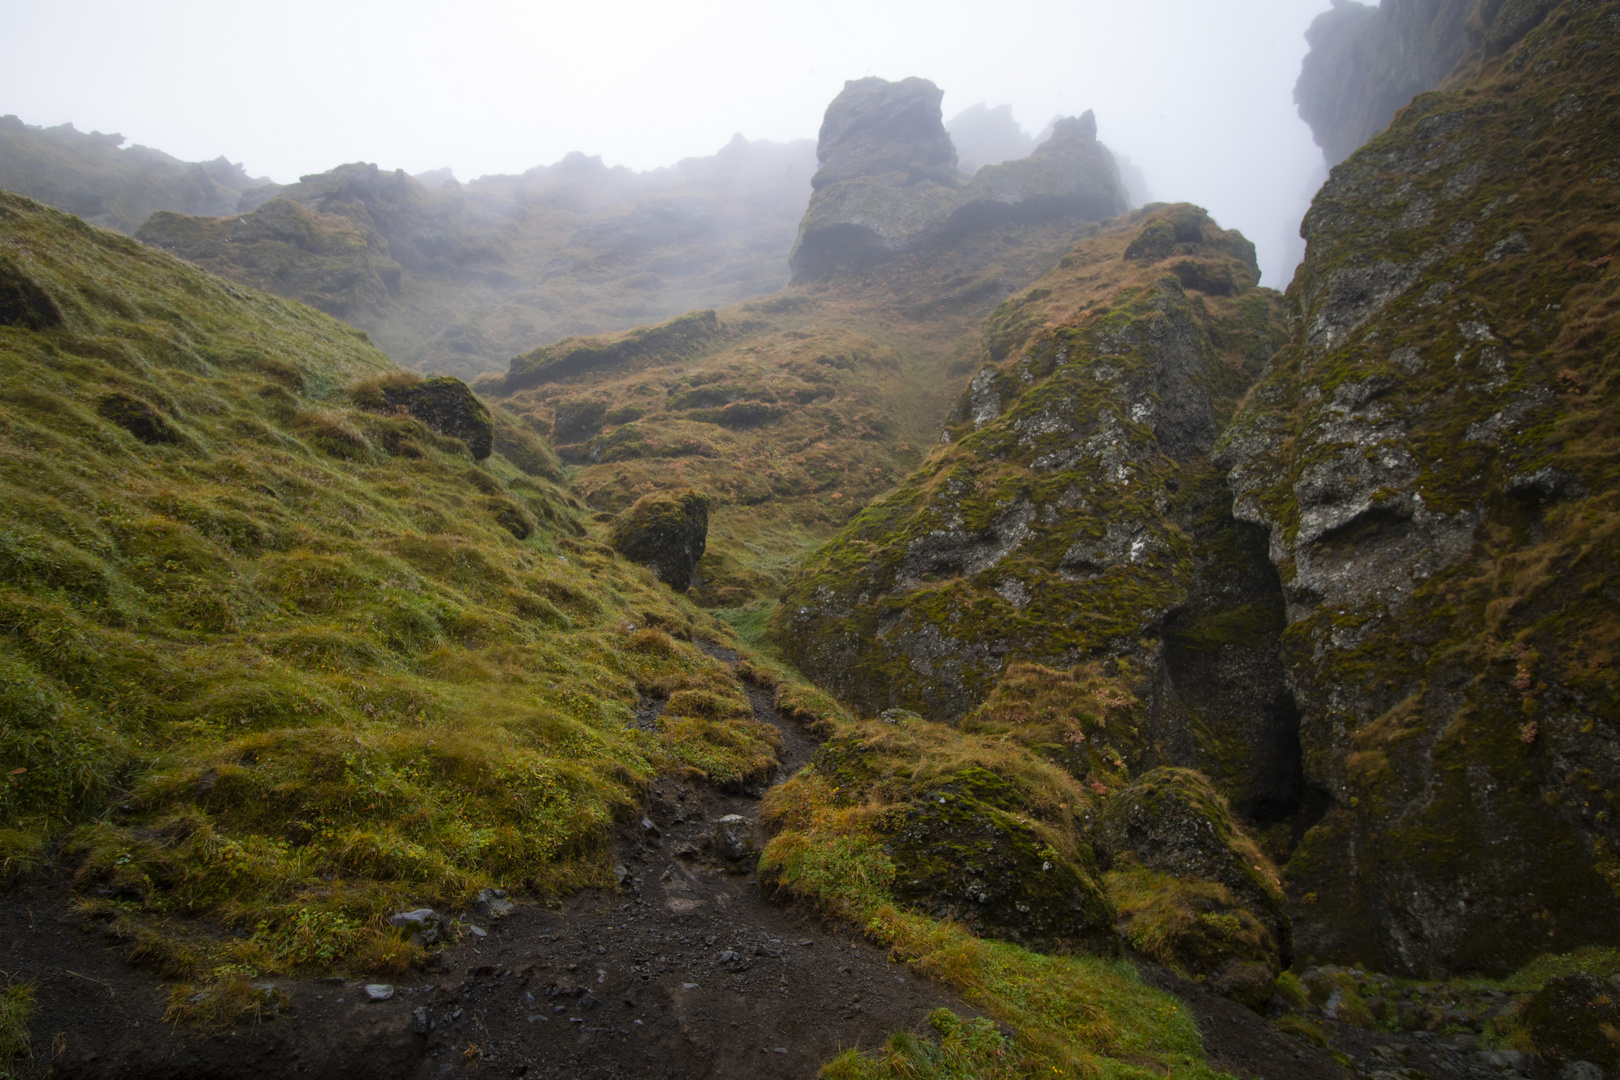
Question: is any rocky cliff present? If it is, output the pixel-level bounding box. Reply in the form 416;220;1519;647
788;78;1127;280
1223;0;1620;975
770;205;1324;851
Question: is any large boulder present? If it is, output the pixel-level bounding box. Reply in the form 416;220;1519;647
609;489;709;591
887;766;1118;955
1097;768;1289;1009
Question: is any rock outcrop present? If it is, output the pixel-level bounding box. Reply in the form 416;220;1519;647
609;489;710;591
1294;0;1565;166
788;78;1127;280
353;373;493;460
1221;0;1620;974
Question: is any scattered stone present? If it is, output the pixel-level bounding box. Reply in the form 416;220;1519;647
412;1006;430;1034
467;924;488;940
364;984;394;1002
714;815;754;862
474;888;514;919
388;907;443;947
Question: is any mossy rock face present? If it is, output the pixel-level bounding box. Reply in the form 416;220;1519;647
609;489;710;591
1215;1;1620;975
0;255;63;329
887;767;1117;954
356;375;493;460
1098;768;1288;1004
1524;973;1620;1071
97;392;183;446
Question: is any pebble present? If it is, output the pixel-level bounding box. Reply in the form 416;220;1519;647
364;984;394;1002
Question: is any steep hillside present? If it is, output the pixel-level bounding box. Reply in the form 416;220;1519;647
0;115;270;234
1221;0;1620;975
1294;0;1567;166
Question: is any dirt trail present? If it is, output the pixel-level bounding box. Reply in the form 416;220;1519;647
1;645;1351;1079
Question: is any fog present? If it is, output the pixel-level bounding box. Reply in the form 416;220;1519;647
0;0;1335;284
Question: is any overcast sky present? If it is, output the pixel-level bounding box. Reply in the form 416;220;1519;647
1;0;1336;285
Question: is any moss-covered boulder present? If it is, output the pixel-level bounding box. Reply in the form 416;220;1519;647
609;489;710;591
1524;973;1620;1072
1097;768;1289;1007
353;374;492;460
888;766;1118;955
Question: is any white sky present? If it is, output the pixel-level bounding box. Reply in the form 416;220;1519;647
0;0;1336;285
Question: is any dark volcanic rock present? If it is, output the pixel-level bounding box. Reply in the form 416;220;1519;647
1221;0;1620;975
609;489;710;591
887;766;1119;955
788;78;1127;280
1097;768;1290;1007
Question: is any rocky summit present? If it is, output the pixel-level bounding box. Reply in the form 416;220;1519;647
3;3;1620;1078
789;76;1127;280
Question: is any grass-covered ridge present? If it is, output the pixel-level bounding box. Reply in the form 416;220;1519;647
0;190;780;991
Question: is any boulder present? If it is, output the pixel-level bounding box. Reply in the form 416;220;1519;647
608;489;709;591
1097;768;1289;1008
886;766;1118;955
387;907;443;947
1525;974;1620;1072
713;814;754;861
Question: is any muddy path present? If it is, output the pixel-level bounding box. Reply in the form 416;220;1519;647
0;644;1351;1079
